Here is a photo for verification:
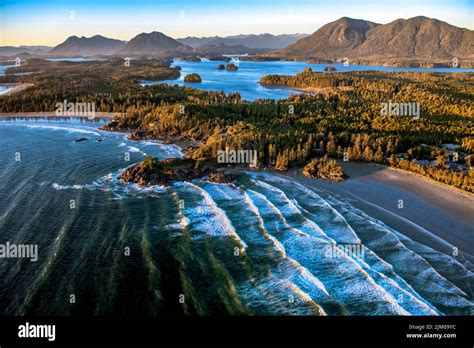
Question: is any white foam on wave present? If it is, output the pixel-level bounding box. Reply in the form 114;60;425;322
321;193;473;314
127;146;141;153
119;139;183;159
244;185;411;315
163;216;190;231
23;124;100;136
246;172;360;244
252;180;333;242
173;182;247;249
248;177;436;312
197;183;336;313
51;167;167;199
52;183;83;190
263;177;469;314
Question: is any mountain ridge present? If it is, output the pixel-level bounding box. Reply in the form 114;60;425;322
276;16;474;63
49;35;126;56
177;33;309;49
116;31;192;56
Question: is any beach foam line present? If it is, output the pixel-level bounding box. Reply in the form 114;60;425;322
251;180;333;242
22;124;100;136
199;181;344;314
172;182;247;249
245;171;360;244
257;176;444;313
236;275;326;315
325;191;474;297
322;193;473;314
336;189;456;252
245;186;410;315
52;168;167;198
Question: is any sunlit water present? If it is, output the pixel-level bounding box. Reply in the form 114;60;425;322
142;58;474;101
0;118;472;316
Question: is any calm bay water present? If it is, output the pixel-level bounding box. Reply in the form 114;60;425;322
0;86;10;94
0;118;472;316
142;58;474;101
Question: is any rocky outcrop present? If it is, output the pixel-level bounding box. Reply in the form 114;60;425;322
184;73;202;82
225;63;238;71
119;157;234;186
182;56;201;62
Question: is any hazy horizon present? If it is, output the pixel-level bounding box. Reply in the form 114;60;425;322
1;0;473;46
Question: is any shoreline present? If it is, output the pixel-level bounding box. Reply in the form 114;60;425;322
0;112;123;119
386;165;473;198
113;126;474;261
2;116;472;263
0;83;34;96
292;85;354;94
280;162;473;262
260;82;354;94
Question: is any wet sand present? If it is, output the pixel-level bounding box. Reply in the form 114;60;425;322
281;162;474;262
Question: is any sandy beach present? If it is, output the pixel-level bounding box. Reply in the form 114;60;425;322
0;83;34;96
281;162;474;263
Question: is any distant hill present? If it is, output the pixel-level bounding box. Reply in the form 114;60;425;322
277;16;474;64
178;33;308;49
194;43;270;55
278;17;380;58
49;35;126;56
353;16;474;60
0;45;52;56
117;32;192;56
177;36;219;48
20;45;51;51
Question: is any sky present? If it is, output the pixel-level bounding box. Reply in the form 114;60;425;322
1;0;473;46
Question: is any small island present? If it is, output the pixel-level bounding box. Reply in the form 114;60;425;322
202;54;231;62
324;65;336;72
216;64;225;70
184;73;202;83
225;63;239;71
302;156;345;181
119;156;235;186
182;56;201;62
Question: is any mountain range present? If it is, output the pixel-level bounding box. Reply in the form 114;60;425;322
1;16;472;65
191;43;270;55
116;32;191;56
0;45;52;56
276;16;473;63
49;35;126;56
177;33;308;49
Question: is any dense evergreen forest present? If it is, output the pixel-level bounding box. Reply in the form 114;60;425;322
1;59;473;192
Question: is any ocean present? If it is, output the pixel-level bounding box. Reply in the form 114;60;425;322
0;118;472;316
